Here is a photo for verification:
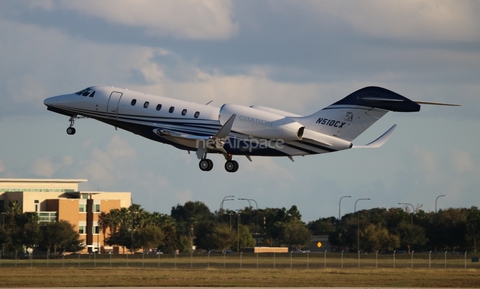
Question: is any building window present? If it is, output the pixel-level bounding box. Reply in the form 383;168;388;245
79;204;86;213
131;99;137;106
34;200;39;212
156;104;162;111
93;204;101;213
194;111;200;118
79;226;86;235
93;226;100;235
181;109;187;116
169;106;175;113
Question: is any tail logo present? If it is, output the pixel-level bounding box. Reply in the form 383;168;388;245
345;111;353;122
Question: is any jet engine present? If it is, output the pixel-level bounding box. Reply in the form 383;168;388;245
219;104;304;140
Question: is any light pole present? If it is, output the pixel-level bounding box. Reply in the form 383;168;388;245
237;211;241;252
239;198;259;245
398;202;414;224
238;198;258;223
435;195;447;213
338;196;351;226
220;195;235;211
355;198;370;267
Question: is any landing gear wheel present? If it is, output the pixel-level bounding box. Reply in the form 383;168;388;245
66;127;76;135
224;160;239;173
199;159;213;171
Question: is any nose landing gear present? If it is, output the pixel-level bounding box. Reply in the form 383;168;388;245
66;127;76;135
66;115;77;135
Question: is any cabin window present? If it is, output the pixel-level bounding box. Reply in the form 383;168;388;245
144;101;149;108
131;99;137;106
181;109;187;116
169;106;175;113
89;91;95;98
194;111;200;118
156;104;162;111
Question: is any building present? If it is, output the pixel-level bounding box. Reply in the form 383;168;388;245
0;178;131;253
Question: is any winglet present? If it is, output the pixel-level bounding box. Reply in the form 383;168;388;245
353;124;397;149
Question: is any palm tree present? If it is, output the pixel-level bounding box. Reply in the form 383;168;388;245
107;208;121;234
4;200;22;228
97;211;109;246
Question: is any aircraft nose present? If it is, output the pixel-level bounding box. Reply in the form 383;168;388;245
44;94;70;107
43;96;56;106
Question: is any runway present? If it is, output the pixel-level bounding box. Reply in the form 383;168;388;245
2;287;451;289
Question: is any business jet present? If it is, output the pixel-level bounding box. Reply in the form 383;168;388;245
44;86;457;173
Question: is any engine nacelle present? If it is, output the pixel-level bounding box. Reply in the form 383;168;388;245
219;104;304;140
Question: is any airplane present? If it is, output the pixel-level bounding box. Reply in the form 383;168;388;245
44;86;458;173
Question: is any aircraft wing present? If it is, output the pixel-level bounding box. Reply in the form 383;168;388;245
153;114;237;156
153;128;210;140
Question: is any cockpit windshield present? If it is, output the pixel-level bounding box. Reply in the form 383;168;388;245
75;87;96;97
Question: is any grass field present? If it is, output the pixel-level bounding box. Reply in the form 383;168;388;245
0;267;479;287
0;253;479;287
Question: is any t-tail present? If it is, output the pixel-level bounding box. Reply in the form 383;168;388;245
293;86;421;142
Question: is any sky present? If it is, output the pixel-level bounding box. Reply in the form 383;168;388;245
0;0;479;222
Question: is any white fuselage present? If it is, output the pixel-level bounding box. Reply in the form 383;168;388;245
45;86;352;157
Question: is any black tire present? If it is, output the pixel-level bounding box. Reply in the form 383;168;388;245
199;159;213;171
225;160;239;173
66;127;76;135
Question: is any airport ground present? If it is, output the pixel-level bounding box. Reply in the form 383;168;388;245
0;267;479;287
0;253;479;287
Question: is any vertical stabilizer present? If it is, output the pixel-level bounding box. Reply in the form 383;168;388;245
293;87;420;142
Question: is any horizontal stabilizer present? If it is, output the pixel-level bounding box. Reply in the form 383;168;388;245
353;124;397;149
414;100;461;107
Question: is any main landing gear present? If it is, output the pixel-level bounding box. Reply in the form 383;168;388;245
198;154;239;173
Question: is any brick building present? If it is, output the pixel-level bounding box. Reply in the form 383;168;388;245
0;178;131;253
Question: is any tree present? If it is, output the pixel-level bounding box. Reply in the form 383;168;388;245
136;224;164;252
160;224;179;253
360;223;399;252
466;206;480;253
209;223;236;252
40;221;84;254
307;217;336;235
394;222;427;253
9;212;40;252
430;208;468;252
107;225;134;253
0;226;10;250
97;211;109;246
237;224;255;250
281;220;312;251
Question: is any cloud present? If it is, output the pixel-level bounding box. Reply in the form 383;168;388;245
412;146;439;184
59;0;238;40
288;0;480;42
30;157;57;177
451;149;475;174
80;135;137;186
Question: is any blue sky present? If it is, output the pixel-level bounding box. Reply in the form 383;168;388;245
0;1;479;222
